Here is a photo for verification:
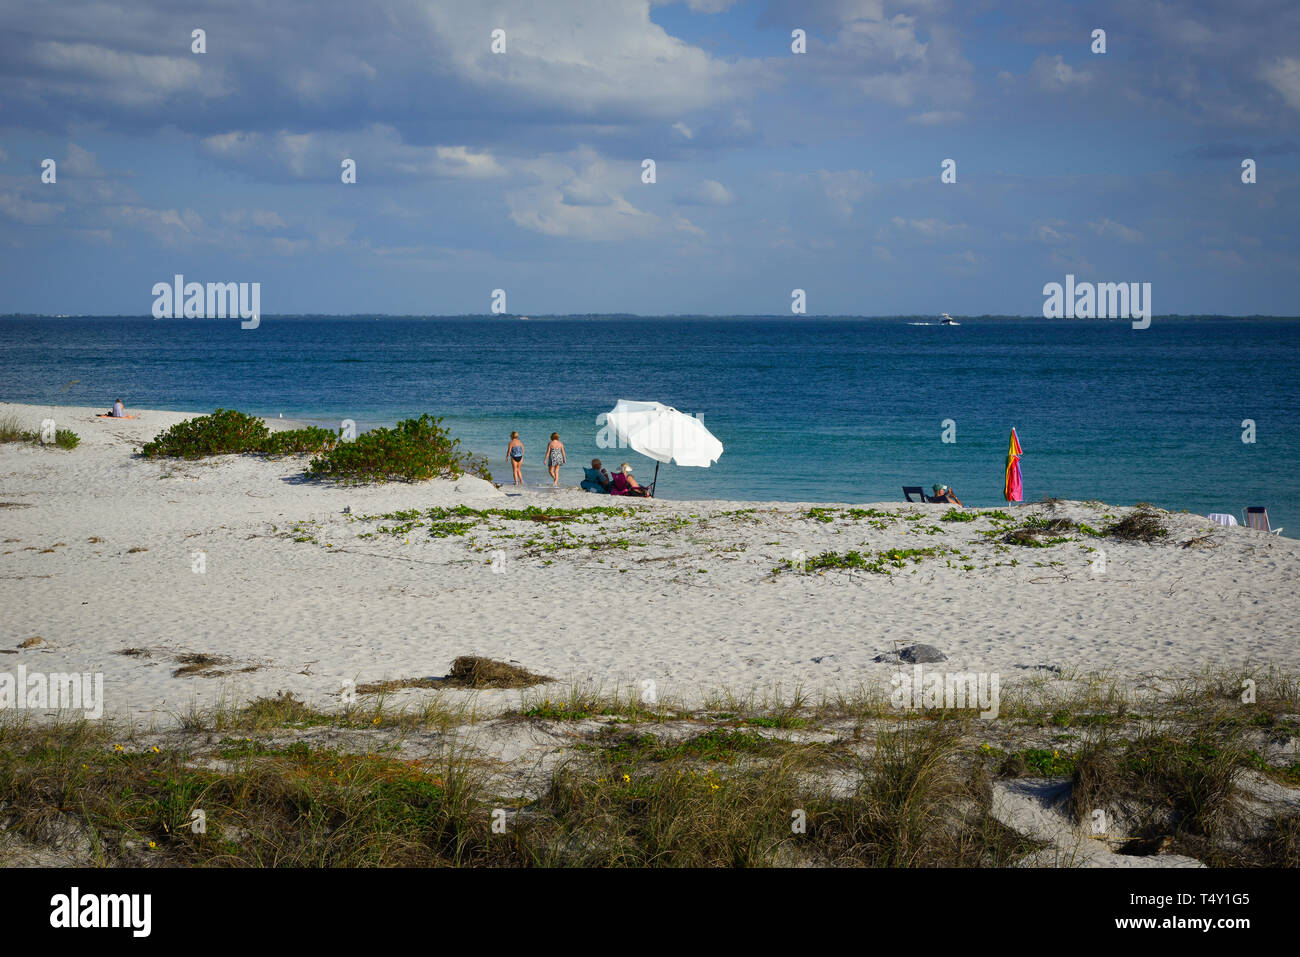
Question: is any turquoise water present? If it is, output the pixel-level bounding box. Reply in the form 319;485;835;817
2;316;1297;533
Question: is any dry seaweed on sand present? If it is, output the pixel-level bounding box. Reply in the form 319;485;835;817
442;656;552;689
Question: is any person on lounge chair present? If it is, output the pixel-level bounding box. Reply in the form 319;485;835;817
581;459;612;493
613;463;651;497
931;484;963;506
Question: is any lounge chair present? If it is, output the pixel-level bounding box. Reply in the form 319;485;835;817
903;486;930;503
1242;507;1282;535
610;472;653;498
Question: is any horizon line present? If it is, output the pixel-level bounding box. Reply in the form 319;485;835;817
4;313;1300;321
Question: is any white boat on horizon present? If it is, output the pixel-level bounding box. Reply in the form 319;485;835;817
940;313;960;326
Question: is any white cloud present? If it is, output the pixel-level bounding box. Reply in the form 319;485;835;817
201;126;505;182
421;1;751;119
221;209;286;230
674;179;735;206
1031;220;1072;245
887;216;968;239
1088;218;1143;243
817;169;873;219
673;213;705;236
29;40;219;107
906;110;964;125
63;144;101;176
1261;57;1300;112
1028;54;1093;92
0;192;65;225
507;150;659;240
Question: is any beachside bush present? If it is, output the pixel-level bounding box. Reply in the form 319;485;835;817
307;414;485;484
0;416;80;450
141;408;270;459
259;426;340;457
141;410;342;460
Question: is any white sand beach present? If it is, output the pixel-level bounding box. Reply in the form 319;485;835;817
2;402;1298;727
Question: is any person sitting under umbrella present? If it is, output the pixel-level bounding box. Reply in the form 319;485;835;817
581;459;612;493
610;463;652;497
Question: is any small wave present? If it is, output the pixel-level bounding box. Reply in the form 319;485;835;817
908;322;935;326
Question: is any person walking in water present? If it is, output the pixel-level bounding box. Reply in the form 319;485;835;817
507;431;525;486
544;432;566;487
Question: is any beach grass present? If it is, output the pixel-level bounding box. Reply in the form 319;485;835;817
3;669;1296;867
0;413;79;450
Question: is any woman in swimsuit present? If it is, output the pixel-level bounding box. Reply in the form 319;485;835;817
621;463;651;497
545;432;566;486
507;431;525;485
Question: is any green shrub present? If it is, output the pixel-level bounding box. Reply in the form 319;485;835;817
53;428;80;450
307;414;480;484
259;426;339;457
141;409;270;459
141;411;343;460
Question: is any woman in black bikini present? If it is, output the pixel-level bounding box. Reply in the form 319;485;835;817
507;431;525;486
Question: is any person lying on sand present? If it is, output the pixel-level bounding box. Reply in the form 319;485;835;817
931;484;963;506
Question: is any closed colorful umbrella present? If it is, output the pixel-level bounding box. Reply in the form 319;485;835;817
1004;427;1023;502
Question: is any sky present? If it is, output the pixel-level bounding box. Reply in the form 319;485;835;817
1;0;1297;316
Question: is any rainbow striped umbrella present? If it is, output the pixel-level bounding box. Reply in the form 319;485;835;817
1004;428;1024;502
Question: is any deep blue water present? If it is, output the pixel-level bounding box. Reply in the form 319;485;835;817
2;316;1297;534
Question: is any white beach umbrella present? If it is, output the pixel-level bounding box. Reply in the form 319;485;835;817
603;399;723;493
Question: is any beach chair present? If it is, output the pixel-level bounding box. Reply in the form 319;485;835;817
1241;507;1282;536
903;486;929;503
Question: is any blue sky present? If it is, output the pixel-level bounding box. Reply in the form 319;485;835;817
1;0;1297;315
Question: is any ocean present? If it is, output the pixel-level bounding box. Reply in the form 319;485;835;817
2;316;1297;534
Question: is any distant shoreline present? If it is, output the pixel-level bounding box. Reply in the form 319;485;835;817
4;314;1299;321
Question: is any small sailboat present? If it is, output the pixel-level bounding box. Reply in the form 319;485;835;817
940;312;960;326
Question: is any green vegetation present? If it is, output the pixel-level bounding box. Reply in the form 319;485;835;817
2;671;1297;868
0;415;80;450
360;504;640;540
259;426;343;457
775;546;947;576
141;409;340;460
142;409;278;458
140;409;492;483
306;414;490;484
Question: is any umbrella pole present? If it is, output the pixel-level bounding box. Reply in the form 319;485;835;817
653;461;659;496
